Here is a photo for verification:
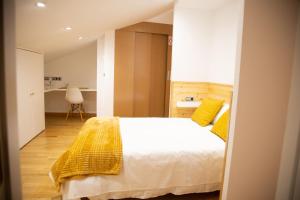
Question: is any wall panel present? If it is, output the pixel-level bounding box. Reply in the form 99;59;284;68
169;81;233;118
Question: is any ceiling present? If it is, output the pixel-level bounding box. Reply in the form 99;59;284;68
16;0;174;62
176;0;236;10
146;10;174;25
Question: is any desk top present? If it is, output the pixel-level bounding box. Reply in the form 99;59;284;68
44;88;97;93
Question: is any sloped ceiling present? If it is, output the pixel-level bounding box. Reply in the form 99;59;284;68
176;0;234;10
146;10;174;25
16;0;174;62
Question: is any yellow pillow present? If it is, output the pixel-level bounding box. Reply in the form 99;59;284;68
211;110;229;141
191;98;224;126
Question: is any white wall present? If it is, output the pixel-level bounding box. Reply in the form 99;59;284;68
222;0;299;199
97;31;115;117
276;6;300;200
209;1;240;84
294;149;300;199
45;42;97;89
4;2;22;198
44;42;97;113
171;6;212;82
171;0;240;84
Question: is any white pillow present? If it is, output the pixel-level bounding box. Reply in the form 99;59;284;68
212;103;230;124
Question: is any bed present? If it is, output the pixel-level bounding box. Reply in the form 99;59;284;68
57;117;225;200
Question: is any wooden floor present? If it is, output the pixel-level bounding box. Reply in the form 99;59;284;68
20;116;220;200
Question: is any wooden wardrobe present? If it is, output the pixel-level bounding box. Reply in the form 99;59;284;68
114;22;173;117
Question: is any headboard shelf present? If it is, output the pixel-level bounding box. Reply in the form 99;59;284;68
169;81;233;118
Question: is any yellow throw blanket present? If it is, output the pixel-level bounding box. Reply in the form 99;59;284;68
50;117;122;190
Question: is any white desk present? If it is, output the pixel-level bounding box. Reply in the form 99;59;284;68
44;88;97;114
44;88;96;93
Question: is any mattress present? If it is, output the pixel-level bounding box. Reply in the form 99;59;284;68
60;118;225;200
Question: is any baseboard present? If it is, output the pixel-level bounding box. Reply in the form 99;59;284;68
45;112;96;117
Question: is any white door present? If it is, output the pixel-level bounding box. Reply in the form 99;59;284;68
28;52;45;135
16;49;45;148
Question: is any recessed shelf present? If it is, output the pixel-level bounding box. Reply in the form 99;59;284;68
176;101;200;108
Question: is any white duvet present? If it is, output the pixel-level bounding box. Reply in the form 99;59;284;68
61;118;225;200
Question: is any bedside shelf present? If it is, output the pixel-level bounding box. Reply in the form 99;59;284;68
176;101;200;108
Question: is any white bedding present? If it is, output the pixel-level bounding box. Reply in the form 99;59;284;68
61;118;225;200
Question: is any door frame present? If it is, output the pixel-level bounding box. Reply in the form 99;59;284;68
0;0;22;199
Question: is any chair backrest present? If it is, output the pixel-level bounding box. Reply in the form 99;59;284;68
65;87;84;104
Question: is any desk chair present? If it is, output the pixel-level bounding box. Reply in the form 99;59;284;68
65;87;85;121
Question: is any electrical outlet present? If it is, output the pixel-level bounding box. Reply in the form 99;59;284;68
185;96;194;101
51;77;62;81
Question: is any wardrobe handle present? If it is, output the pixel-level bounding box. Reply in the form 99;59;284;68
29;92;35;96
167;70;171;81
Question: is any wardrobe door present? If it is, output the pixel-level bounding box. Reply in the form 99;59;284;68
114;31;135;116
133;33;168;117
29;53;45;135
133;32;152;116
16;49;45;148
114;27;170;117
16;50;33;147
149;34;168;117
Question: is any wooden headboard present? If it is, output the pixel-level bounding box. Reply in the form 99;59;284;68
169;81;233;118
